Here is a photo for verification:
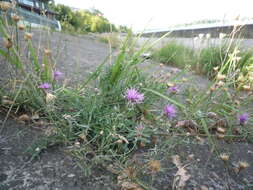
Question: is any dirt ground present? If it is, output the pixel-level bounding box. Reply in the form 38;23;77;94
0;30;253;190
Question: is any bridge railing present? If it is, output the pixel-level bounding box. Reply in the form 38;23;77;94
0;7;60;31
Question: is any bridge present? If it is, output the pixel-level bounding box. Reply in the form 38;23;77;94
141;20;253;39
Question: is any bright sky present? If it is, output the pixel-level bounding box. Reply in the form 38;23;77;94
55;0;253;31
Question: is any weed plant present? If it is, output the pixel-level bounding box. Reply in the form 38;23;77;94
0;8;252;188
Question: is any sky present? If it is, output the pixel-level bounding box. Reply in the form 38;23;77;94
54;0;253;32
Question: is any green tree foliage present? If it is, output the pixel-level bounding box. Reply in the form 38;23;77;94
49;3;122;33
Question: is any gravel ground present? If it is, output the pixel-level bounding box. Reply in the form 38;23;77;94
0;30;253;190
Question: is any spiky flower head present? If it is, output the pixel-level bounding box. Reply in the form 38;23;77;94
169;86;178;93
11;14;20;22
24;33;33;41
164;104;177;119
125;88;144;104
220;153;230;161
238;113;249;125
0;2;12;11
238;161;250;169
53;70;63;80
148;160;161;173
39;83;51;90
18;24;25;31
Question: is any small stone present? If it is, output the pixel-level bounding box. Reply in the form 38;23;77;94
200;185;209;190
68;174;75;178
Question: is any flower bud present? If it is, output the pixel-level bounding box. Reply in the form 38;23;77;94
46;93;56;104
238;161;250;170
217;73;226;80
0;2;12;11
12;14;20;22
4;38;12;49
44;48;52;56
220;153;229;161
18;24;25;30
242;85;251;91
24;32;33;41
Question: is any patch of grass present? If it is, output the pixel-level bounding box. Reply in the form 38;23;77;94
152;40;194;68
98;32;121;49
194;43;231;78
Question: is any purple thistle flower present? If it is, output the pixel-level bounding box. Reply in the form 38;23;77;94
238;113;249;125
164;104;177;119
39;83;51;89
125;88;144;104
169;86;178;93
53;70;63;80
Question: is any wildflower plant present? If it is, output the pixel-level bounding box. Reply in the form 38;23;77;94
0;11;252;183
125;88;144;104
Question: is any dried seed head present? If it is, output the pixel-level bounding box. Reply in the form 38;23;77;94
167;82;175;87
242;85;251;91
124;167;137;179
44;48;52;56
210;86;216;92
238;161;250;170
4;38;12;49
217;73;226;80
46;93;56;104
217;81;225;87
18;24;25;30
217;127;226;134
11;14;20;22
24;32;33;40
220;153;230;161
18;114;30;122
213;66;219;71
217;133;225;139
148;160;161;173
0;2;12;11
31;113;40;120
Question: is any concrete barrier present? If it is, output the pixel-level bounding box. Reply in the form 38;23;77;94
136;37;253;50
141;21;253;39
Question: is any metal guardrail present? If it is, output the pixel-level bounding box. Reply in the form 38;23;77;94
17;7;60;30
0;7;60;30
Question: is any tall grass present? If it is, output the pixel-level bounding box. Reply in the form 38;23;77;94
195;43;231;77
151;35;253;87
152;40;194;68
97;32;121;49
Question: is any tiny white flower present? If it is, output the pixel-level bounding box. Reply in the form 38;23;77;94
219;33;226;39
198;33;204;39
206;33;211;39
